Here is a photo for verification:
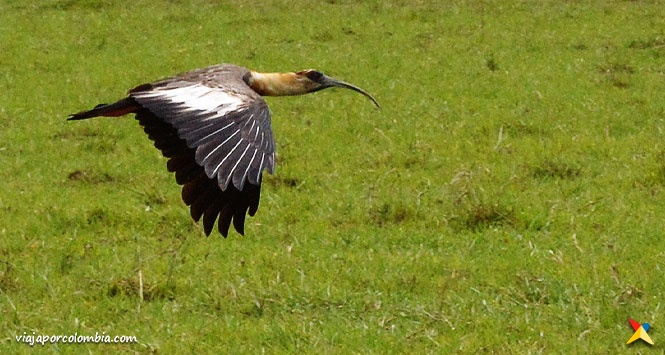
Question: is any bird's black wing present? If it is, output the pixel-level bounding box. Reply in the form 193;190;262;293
129;65;275;236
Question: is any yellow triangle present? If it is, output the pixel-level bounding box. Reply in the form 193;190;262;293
627;330;641;344
640;328;654;345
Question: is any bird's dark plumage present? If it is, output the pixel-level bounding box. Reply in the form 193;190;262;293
70;62;378;237
70;64;274;237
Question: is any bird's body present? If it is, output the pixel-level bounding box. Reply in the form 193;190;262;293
70;63;378;237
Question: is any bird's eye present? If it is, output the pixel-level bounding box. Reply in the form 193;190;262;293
306;70;324;82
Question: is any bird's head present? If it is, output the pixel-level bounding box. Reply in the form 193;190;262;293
248;69;379;108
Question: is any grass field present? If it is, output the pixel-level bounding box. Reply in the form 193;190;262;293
2;0;665;353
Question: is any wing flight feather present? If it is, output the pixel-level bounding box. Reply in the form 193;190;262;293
130;64;275;236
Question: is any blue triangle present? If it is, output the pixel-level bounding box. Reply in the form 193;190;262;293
643;323;650;332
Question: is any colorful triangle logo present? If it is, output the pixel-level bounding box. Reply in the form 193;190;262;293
627;319;653;345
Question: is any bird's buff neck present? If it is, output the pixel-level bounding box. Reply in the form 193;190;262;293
247;72;311;96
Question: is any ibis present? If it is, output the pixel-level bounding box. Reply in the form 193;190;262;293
69;63;379;237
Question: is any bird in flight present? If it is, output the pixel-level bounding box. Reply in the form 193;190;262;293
69;63;379;237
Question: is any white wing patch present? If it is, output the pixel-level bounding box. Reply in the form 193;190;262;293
132;79;274;191
133;83;245;116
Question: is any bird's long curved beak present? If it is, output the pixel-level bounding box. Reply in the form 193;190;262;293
322;76;380;108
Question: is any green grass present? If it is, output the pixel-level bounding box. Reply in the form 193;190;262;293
2;0;665;353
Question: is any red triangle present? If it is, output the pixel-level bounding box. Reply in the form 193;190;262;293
629;319;641;331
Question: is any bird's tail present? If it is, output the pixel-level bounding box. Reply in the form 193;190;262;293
68;97;139;120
